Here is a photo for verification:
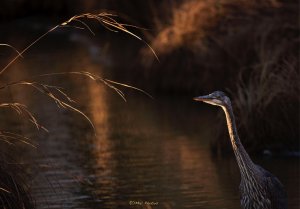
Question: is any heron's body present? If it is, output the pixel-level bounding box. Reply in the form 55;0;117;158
240;165;287;209
194;91;287;209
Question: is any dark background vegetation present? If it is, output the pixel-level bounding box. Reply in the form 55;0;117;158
0;0;299;154
0;1;299;209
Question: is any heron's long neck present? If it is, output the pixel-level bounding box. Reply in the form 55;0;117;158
221;105;256;179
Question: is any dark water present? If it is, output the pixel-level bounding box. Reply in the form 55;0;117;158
27;91;300;209
0;23;299;209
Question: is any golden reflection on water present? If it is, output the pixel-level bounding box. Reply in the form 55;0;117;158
81;81;242;208
85;72;118;199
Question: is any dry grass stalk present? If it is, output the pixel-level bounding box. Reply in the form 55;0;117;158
30;71;153;101
0;80;96;132
0;164;34;209
0;71;152;133
0;12;154;137
0;12;157;76
0;103;46;132
0;44;23;57
0;130;37;148
0;11;156;208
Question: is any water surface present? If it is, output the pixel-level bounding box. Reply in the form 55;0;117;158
0;23;299;209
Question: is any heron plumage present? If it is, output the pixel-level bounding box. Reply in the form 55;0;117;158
194;91;287;209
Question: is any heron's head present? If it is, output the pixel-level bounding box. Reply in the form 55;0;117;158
193;91;231;107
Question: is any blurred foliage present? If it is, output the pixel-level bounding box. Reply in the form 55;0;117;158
0;0;298;153
138;0;299;154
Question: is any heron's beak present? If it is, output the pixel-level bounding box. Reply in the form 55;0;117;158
193;95;212;102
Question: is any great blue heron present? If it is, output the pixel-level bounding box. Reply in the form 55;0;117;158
194;91;287;209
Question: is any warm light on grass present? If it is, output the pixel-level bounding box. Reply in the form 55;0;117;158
0;12;154;138
0;13;156;208
0;12;158;76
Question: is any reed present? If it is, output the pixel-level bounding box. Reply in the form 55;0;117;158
0;164;34;209
0;12;153;208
